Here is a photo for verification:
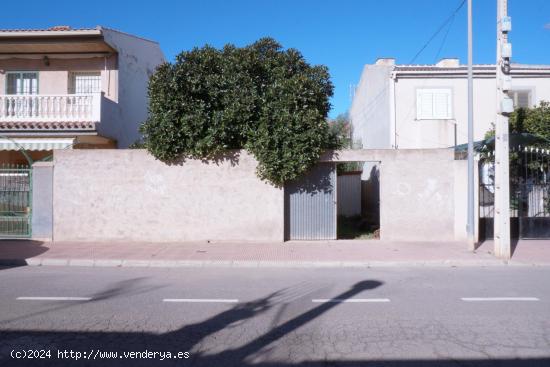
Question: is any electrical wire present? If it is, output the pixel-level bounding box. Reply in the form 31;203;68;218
409;0;466;64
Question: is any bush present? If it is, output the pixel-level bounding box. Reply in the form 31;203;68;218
140;38;334;186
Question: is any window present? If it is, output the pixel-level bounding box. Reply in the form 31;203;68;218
416;88;453;120
507;90;531;109
69;72;101;94
5;72;38;95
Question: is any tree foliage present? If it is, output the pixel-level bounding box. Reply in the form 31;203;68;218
327;113;352;149
509;101;550;141
485;101;550;141
140;38;335;186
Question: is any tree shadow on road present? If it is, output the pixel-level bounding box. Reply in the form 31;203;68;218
1;278;547;367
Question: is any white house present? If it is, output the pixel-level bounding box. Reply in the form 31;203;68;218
349;58;550;150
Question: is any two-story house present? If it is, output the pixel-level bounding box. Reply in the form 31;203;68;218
350;58;550;150
0;26;164;164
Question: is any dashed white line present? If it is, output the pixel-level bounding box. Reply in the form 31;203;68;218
17;297;91;301
312;298;390;303
461;297;539;302
163;298;239;303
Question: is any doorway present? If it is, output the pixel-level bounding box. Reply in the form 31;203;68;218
336;161;380;240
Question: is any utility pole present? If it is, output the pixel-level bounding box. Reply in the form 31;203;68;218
494;0;513;259
466;0;475;249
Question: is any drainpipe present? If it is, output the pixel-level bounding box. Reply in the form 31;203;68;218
104;55;111;97
389;71;397;149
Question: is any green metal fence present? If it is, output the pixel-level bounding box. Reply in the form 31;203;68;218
0;164;32;238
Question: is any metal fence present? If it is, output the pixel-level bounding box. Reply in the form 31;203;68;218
479;147;550;239
0;164;32;238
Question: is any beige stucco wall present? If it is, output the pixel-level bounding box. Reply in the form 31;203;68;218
53;149;284;243
378;150;456;241
51;148;469;243
322;148;464;241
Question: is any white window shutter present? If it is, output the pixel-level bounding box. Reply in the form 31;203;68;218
434;92;450;119
417;90;433;119
417;88;452;119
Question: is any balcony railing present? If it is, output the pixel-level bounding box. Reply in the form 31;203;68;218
0;93;101;122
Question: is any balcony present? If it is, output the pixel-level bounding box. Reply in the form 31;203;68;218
0;93;101;123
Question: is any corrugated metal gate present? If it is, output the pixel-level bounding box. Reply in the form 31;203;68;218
285;163;336;240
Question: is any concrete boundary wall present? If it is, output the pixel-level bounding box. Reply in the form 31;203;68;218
48;148;469;243
52;150;284;243
321;148;467;242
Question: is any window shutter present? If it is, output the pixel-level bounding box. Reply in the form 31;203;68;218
417;90;434;119
417;89;452;119
433;92;449;119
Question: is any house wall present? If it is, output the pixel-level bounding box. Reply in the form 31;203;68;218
394;77;495;148
100;29;165;148
52;149;284;243
352;64;550;150
0;56;117;99
349;64;393;149
392;75;550;149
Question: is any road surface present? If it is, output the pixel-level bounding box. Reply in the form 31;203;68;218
0;265;549;366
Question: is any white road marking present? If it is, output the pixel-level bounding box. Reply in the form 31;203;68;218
17;297;91;301
461;297;540;302
163;298;239;303
312;298;390;303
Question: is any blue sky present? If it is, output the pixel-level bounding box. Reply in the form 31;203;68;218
2;0;549;117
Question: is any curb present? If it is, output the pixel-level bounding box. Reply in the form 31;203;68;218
1;257;547;268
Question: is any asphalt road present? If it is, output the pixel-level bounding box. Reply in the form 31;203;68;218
0;265;549;366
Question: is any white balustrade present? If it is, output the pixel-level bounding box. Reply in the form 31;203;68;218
0;93;101;122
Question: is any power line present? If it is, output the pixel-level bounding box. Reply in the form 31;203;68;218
409;0;466;64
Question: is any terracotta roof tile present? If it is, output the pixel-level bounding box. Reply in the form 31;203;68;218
0;26;98;33
0;121;96;131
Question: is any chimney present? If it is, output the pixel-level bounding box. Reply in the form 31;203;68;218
375;58;396;66
436;58;460;67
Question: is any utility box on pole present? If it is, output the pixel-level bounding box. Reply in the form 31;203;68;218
494;0;512;259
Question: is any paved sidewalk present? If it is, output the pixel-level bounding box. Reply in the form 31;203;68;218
1;239;549;268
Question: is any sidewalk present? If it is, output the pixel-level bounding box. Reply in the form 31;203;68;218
1;239;549;268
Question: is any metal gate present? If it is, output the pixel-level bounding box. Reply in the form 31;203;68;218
0;164;32;238
479;147;550;240
285;163;336;240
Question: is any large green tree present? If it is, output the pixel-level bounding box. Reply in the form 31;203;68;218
140;38;336;186
485;101;550;141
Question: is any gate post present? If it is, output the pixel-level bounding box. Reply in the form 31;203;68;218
31;161;53;241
